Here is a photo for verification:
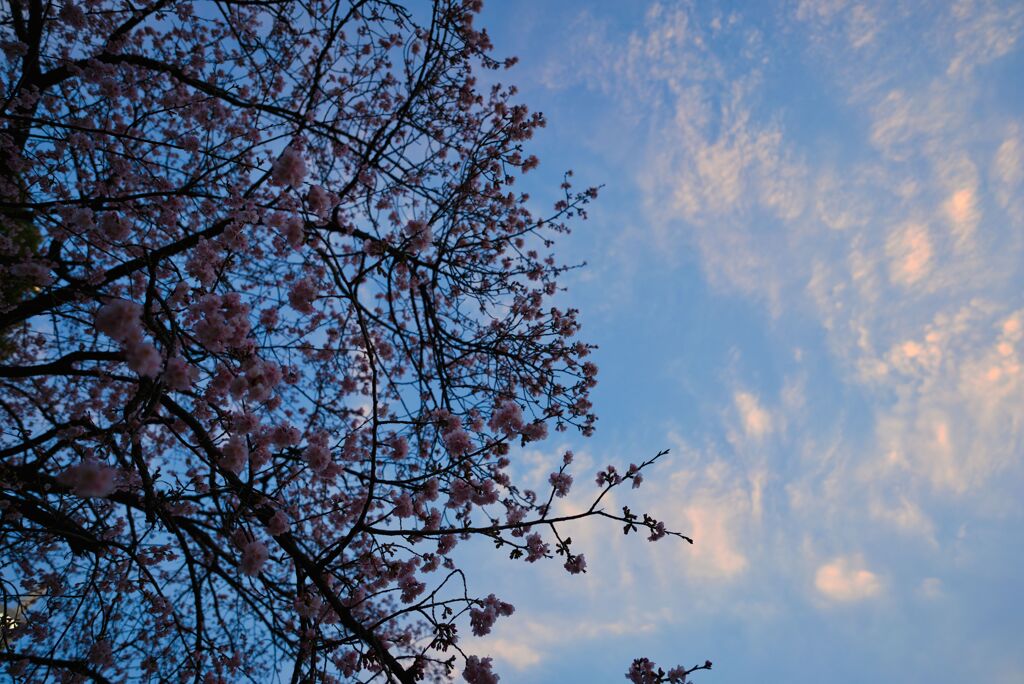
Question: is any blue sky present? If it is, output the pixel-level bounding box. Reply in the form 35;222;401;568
451;1;1024;682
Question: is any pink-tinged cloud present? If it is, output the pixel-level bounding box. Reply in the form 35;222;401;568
944;187;979;243
814;556;882;602
886;222;933;286
734;391;772;440
994;130;1022;187
993;126;1024;221
681;499;750;581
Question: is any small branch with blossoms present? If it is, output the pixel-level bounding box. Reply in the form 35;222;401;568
627;658;714;684
360;449;690;554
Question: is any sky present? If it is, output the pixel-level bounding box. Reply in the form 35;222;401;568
452;1;1024;682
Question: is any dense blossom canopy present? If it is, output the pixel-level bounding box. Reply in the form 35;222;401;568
0;0;704;681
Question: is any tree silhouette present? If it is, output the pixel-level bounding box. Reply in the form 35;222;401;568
0;1;706;681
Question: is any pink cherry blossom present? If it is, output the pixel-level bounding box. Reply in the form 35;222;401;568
549;471;573;497
266;510;290;536
521;420;548;442
125;340;162;377
164;356;198;390
442;426;474;457
306;185;332;218
648;521;667;542
447;478;473;508
271;211;305;250
525;533;548;562
469;594;514;636
57;461;118;498
488;399;524;434
287;277;317;314
240;541;269;576
100;213;130;241
462;656;499;684
95;299;143;344
392;491;415;518
302;431;332;473
220;435;248;475
397;573;425;603
404;219;432;252
564;553;587;575
59;3;87;28
270;147;307;188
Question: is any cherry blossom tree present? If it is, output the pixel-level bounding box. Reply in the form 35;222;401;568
0;0;708;681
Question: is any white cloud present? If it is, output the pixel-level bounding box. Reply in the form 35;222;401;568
946;0;1024;76
476;638;543;670
795;0;850;25
994;128;1023;188
868;494;936;543
463;612;661;675
993;125;1024;223
847;3;880;48
814;555;883;602
734;391;773;440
